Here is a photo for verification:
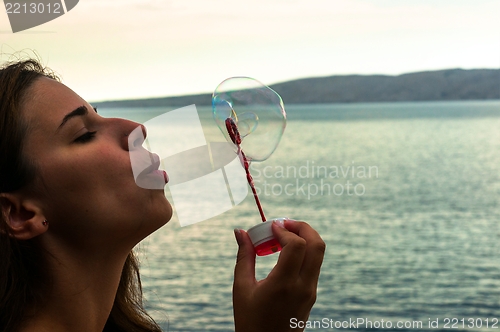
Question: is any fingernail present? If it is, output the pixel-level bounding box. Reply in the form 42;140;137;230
234;228;242;245
273;219;285;228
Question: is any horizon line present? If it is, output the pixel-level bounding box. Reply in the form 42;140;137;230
90;67;500;104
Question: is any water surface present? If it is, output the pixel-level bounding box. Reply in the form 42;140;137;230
101;100;500;331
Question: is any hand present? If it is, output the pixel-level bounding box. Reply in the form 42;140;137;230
232;220;326;332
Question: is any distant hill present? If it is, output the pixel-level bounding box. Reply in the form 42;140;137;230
93;68;500;108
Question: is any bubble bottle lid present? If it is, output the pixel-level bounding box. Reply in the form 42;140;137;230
213;77;287;256
247;218;289;256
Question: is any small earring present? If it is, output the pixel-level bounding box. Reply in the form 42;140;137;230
42;220;48;226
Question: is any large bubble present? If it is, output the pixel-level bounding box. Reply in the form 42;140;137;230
212;77;286;162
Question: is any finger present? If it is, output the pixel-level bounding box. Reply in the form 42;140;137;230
269;221;307;281
283;220;326;283
233;229;257;288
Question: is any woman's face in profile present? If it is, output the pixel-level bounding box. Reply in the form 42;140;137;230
21;77;172;250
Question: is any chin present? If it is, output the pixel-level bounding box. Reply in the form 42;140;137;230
151;197;173;229
124;195;171;244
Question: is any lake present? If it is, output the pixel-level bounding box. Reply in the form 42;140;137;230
100;100;500;331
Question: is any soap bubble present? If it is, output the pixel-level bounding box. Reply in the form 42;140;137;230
212;77;286;162
236;112;259;138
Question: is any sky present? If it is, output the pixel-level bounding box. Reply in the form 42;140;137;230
1;0;499;102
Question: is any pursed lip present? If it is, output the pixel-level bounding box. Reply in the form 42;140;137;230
129;145;169;188
140;153;161;176
138;153;169;184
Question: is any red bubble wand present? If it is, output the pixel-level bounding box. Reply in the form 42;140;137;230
225;117;267;222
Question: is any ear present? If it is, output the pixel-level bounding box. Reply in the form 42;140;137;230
0;193;47;240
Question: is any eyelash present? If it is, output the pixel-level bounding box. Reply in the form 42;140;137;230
73;107;98;143
74;131;97;143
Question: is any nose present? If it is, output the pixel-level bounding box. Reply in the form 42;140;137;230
113;118;146;151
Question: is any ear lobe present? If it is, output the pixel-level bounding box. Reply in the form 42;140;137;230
0;193;47;240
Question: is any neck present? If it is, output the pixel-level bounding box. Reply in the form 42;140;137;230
20;237;131;332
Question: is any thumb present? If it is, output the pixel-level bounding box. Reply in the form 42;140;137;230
233;229;256;287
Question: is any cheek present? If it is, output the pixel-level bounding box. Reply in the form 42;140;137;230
37;147;153;235
38;144;135;204
35;142;171;240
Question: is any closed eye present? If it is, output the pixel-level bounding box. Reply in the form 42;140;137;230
74;131;97;143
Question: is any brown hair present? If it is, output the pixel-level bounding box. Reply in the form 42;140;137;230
0;58;162;331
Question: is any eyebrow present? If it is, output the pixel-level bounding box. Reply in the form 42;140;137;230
57;105;88;131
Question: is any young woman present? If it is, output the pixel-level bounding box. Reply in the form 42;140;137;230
0;58;325;332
